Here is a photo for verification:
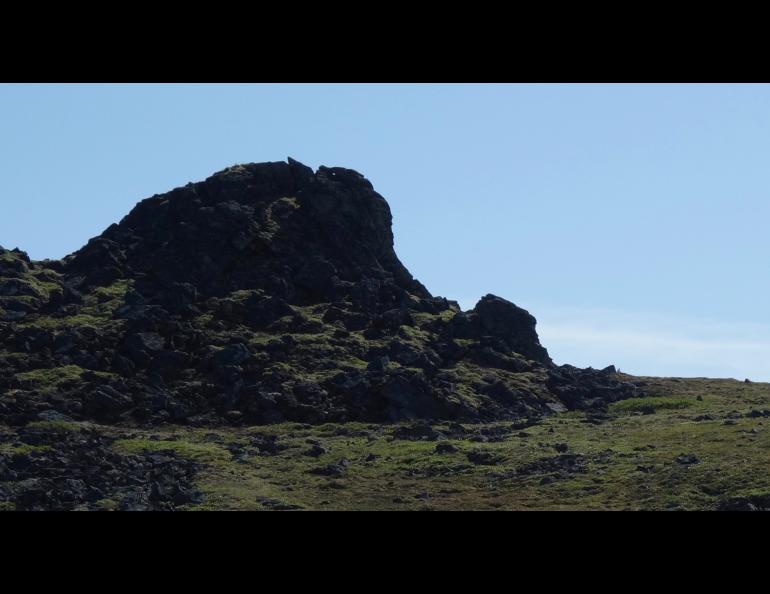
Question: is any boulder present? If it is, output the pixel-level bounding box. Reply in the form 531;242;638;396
213;343;251;367
470;294;552;365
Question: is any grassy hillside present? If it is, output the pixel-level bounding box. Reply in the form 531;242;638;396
3;374;768;511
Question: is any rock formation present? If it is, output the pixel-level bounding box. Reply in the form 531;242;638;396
0;159;636;428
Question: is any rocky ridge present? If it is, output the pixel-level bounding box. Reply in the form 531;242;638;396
0;159;638;429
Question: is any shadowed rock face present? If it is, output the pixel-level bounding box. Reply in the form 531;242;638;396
66;160;429;306
0;159;637;427
466;295;551;365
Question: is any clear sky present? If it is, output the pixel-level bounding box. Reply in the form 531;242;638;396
2;83;769;380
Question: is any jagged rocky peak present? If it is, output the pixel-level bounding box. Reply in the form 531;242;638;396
0;159;638;428
64;158;429;307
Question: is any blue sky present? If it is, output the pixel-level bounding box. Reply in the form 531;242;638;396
2;83;769;380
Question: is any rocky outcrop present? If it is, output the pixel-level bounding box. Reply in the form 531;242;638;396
448;294;552;365
0;158;637;428
546;364;637;409
65;160;427;306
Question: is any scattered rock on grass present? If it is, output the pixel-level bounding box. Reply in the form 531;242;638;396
435;442;458;454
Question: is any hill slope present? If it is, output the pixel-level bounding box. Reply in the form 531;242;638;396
3;376;769;510
9;159;760;511
0;159;635;429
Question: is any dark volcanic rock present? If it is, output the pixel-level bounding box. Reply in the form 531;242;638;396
675;454;700;465
467;450;505;466
0;159;642;439
309;460;349;477
546;364;637;410
469;295;551;365
392;423;447;442
717;494;770;511
66;161;426;303
517;454;588;477
0;425;201;511
86;386;134;419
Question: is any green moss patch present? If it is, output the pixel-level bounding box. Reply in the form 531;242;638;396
15;365;87;386
20;314;111;330
25;420;82;433
13;365;115;391
112;438;232;466
92;279;131;300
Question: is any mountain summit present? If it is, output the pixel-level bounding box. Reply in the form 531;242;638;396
0;159;635;427
67;159;426;304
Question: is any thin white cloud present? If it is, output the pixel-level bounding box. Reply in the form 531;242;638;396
535;305;770;381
